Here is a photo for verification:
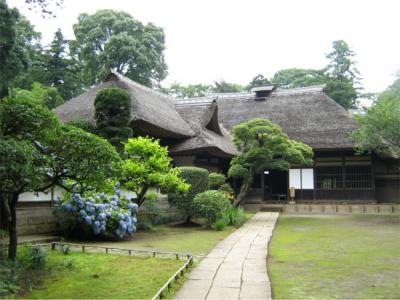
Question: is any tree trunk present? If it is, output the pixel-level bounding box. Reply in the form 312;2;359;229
0;193;10;231
233;169;254;207
7;193;18;261
136;186;149;207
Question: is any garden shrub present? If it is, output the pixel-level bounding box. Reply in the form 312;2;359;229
209;172;226;190
66;119;97;134
54;192;138;239
214;218;227;231
193;190;231;227
94;87;132;151
223;206;246;226
218;183;235;202
18;245;47;270
168;167;209;223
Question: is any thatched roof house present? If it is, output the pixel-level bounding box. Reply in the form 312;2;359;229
54;72;399;203
177;85;359;151
55;71;194;138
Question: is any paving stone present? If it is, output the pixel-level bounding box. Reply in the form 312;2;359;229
213;270;242;288
207;287;240;300
190;270;217;280
240;282;271;300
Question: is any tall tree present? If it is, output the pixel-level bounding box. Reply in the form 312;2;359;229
70;9;168;88
353;73;400;161
324;40;360;109
41;29;82;100
228;118;313;205
7;15;43;91
0;1;20;97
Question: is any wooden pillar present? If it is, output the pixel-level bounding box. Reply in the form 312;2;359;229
342;156;346;200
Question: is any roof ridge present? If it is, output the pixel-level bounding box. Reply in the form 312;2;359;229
175;84;327;103
109;70;177;104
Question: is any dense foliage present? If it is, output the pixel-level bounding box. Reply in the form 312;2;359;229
54;192;138;239
208;172;227;190
353;73;400;161
94;87;132;151
122;137;189;207
39;29;82;100
14;82;64;109
193;190;231;227
70;9;167;87
228;118;313;205
0;95;121;260
168;167;209;223
65;119;97;134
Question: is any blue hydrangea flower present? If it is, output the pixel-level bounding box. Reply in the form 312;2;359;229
85;216;92;225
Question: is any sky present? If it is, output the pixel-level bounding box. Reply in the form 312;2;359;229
8;0;400;94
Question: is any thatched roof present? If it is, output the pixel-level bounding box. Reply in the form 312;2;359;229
171;100;238;157
54;71;194;138
181;86;359;150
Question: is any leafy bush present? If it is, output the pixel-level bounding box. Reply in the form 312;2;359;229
214;218;227;231
209;173;226;190
18;245;47;270
168;167;209;223
218;183;235;202
223;206;246;227
54;191;138;239
0;261;21;297
66;119;97;134
193;190;231;227
94;87;132;151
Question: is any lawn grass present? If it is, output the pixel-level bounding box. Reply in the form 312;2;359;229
85;212;255;256
24;251;183;299
268;214;400;299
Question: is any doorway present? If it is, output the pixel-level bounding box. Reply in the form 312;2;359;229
264;170;288;201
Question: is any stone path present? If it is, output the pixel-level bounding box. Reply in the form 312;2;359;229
174;212;279;300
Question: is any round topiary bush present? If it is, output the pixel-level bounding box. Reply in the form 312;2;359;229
208;172;226;190
193;190;231;227
54;192;138;239
168;167;209;223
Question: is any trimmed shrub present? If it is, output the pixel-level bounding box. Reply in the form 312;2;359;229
54;192;138;239
193;190;231;227
209;172;226;190
168;167;209;223
94;87;132;151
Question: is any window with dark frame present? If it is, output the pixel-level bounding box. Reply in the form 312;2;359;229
345;166;372;189
316;166;343;189
316;165;372;190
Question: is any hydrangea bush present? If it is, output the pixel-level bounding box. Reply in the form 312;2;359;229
54;191;138;239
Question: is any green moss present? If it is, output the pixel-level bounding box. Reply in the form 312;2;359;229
268;214;400;299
